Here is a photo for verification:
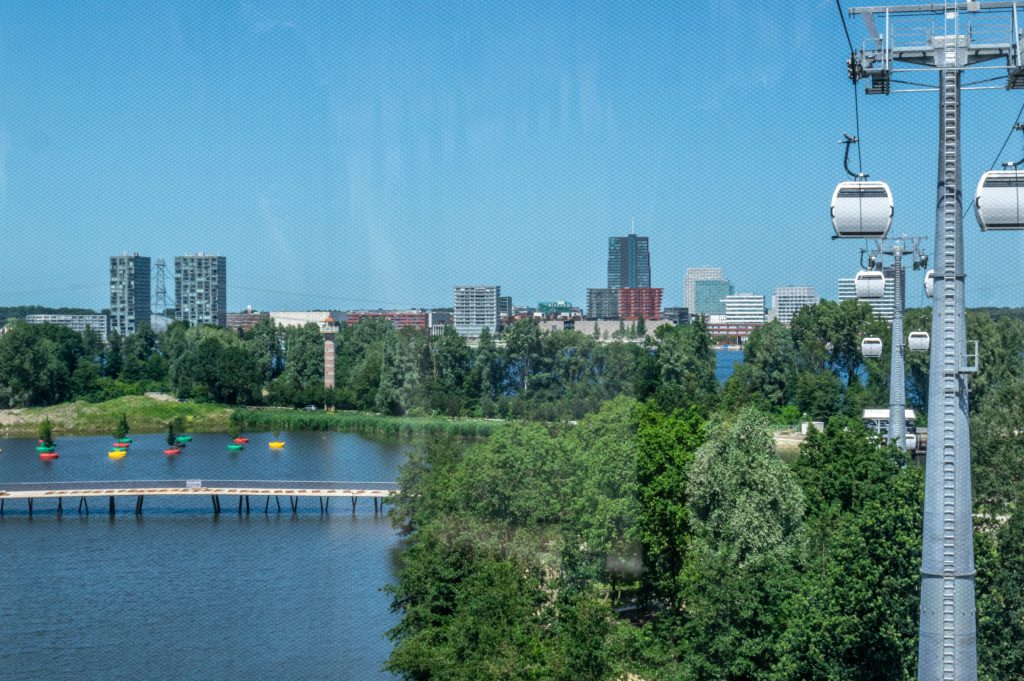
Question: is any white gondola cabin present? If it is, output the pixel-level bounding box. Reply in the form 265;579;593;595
855;270;886;299
975;170;1024;231
861;337;883;358
831;181;893;239
908;331;930;353
924;269;934;298
905;433;918;451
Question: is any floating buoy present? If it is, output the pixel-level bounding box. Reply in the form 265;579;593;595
233;437;249;444
118;437;133;444
108;449;126;460
227;444;244;452
35;445;55;453
113;442;130;449
163;448;181;456
269;441;285;450
39;452;59;460
176;435;192;443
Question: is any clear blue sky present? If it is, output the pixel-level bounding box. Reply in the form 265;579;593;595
1;0;1023;312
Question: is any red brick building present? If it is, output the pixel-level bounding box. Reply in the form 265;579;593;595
617;288;663;320
345;310;428;331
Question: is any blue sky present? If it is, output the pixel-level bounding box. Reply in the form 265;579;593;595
1;0;1023;312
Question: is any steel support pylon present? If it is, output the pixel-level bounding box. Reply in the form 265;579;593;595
889;247;906;450
917;67;976;681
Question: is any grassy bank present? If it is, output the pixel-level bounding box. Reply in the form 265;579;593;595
0;395;234;437
0;395;502;439
234;408;500;439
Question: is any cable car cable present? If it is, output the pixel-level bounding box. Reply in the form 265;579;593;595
835;0;863;173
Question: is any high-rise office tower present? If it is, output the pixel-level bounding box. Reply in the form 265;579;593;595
175;253;227;326
607;234;651;289
110;253;151;336
684;267;725;312
692;278;734;316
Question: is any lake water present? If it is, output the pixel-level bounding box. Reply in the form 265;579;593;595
0;431;410;680
716;348;743;383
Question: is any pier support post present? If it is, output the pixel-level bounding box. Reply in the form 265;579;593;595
238;496;243;514
28;498;33;516
373;497;379;514
57;497;63;516
276;496;281;513
108;496;115;516
325;497;330;513
77;498;83;514
245;495;250;514
351;497;356;514
290;496;297;513
1;498;4;515
319;497;324;514
135;496;144;515
265;496;270;514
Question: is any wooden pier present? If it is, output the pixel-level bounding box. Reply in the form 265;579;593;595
0;480;399;517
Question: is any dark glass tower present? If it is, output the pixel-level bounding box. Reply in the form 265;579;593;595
607;234;650;289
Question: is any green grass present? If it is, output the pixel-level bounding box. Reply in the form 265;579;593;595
234;408;500;439
0;395;233;437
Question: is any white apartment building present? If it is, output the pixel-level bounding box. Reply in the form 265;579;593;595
454;285;500;338
26;314;109;342
771;286;820;324
724;293;766;325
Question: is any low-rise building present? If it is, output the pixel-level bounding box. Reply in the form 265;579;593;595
346;310;428;330
662;307;690;325
270;310;341;328
724;293;766;325
26;314;109;342
226;309;268;332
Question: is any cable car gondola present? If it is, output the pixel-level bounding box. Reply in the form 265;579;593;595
830;134;894;239
975;169;1024;231
855;270;886;299
831;181;894;239
908;331;930;353
861;337;883;359
924;269;935;298
905;433;918;452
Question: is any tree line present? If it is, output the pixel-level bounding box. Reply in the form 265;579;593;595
0;314;715;420
3;300;1024;433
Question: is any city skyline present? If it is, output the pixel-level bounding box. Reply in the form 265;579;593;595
2;3;1024;315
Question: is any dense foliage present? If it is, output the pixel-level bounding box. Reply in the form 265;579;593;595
387;404;1022;680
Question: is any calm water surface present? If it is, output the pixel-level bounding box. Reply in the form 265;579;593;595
0;431;410;680
716;348;743;383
